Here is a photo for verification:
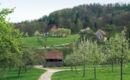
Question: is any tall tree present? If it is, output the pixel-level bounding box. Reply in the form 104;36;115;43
73;19;83;33
107;28;130;80
88;41;104;79
0;8;24;78
105;37;118;72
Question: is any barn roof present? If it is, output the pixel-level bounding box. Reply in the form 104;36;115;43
45;52;63;60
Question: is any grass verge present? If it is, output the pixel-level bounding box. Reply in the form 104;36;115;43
52;64;130;80
0;68;46;80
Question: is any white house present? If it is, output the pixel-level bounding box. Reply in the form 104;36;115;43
96;29;107;42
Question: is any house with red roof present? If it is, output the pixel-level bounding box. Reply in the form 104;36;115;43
43;51;63;67
44;25;58;36
96;29;107;42
51;25;58;30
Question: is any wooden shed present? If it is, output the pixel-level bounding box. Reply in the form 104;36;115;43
43;52;63;67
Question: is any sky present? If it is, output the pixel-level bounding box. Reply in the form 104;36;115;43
0;0;130;23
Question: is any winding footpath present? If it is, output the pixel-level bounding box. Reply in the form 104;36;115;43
38;68;63;80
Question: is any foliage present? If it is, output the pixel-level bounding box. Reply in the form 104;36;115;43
65;39;104;77
64;42;82;66
104;24;120;39
79;28;96;40
0;8;23;69
104;35;118;72
104;28;130;80
87;41;104;79
0;7;26;79
49;28;71;37
30;48;45;65
36;33;47;48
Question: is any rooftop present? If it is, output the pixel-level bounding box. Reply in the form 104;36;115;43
45;51;63;60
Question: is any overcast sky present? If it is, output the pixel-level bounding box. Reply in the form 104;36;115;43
1;0;130;22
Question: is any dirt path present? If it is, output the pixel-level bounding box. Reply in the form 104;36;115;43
38;68;64;80
41;43;70;49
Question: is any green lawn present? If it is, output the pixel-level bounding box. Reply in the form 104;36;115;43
22;34;79;48
52;64;130;80
0;68;46;80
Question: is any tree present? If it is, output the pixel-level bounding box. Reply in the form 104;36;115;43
79;28;96;41
78;39;91;77
105;37;118;72
64;53;82;71
88;41;104;79
37;36;48;48
64;42;82;71
0;8;24;78
105;28;130;80
104;24;118;39
17;47;45;78
74;19;83;33
114;29;129;80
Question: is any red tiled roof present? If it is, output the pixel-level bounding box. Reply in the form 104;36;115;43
44;25;58;32
51;25;58;30
98;29;106;36
45;52;63;59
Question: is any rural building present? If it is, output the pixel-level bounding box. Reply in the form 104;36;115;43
43;51;63;67
96;29;107;42
44;25;58;36
51;25;58;30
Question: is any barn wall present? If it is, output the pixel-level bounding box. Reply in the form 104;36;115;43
43;59;63;67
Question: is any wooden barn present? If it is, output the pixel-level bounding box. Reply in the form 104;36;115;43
43;52;63;67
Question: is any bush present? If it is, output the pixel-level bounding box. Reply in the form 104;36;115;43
49;28;71;37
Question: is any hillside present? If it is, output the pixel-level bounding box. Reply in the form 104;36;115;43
22;34;79;48
15;3;130;38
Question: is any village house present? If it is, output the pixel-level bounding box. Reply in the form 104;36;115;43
96;29;107;42
43;51;63;67
44;25;58;36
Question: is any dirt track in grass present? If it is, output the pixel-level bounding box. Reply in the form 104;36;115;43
38;68;64;80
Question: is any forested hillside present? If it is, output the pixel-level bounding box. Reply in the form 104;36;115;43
15;3;130;38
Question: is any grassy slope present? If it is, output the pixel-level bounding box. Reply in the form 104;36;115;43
0;68;45;80
22;34;79;48
52;64;130;80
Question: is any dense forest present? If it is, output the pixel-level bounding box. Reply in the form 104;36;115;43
14;3;130;38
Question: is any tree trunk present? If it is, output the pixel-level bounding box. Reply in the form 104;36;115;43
18;67;22;79
82;52;86;77
24;66;27;73
74;65;77;71
71;65;73;71
120;60;123;80
82;63;85;77
94;67;96;79
112;61;114;72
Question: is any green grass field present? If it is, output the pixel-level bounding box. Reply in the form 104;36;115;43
0;68;45;80
52;64;130;80
22;34;79;48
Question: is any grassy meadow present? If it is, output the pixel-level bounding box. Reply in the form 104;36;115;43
52;64;130;80
22;34;79;48
0;68;45;80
